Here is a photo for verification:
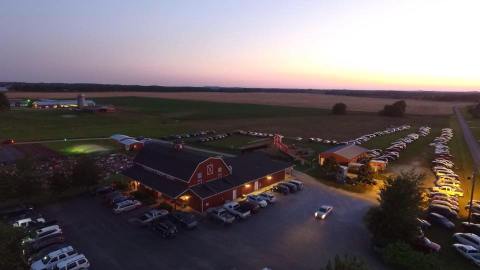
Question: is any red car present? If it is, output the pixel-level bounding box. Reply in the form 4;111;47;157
1;139;15;144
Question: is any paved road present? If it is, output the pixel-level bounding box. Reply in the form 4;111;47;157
454;107;480;167
42;171;384;270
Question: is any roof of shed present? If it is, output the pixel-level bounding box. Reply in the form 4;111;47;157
321;144;369;160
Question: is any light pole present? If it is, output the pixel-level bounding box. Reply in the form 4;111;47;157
468;166;477;223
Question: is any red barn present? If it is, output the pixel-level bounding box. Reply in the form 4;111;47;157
123;141;292;212
319;144;369;165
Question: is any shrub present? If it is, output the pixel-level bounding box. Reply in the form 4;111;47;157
48;172;71;194
469;103;480;118
332;103;347;115
158;202;173;212
131;190;156;205
381;241;441;270
0;222;27;270
71;157;101;187
112;179;130;191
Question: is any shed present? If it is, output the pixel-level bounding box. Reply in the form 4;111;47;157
319;144;369;165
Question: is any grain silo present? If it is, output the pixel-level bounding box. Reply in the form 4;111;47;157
77;93;86;108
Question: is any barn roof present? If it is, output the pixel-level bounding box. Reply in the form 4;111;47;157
321;144;369;160
123;165;188;198
133;141;212;181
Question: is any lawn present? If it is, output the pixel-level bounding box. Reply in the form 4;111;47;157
44;140;118;155
0;97;450;143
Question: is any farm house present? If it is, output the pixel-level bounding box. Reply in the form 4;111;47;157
319;144;369;165
122;141;292;212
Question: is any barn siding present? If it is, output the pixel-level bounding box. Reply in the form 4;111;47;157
188;157;231;186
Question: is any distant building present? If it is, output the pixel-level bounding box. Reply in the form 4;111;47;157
32;98;95;109
319;144;369;165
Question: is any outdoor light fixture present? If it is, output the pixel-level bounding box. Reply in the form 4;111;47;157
244;184;251;188
266;175;272;180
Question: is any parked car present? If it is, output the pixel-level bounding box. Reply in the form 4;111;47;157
415;236;441;253
22;225;63;244
428;212;455;229
223;202;251;219
23;235;66;257
454;233;480;250
427;205;458;219
462;222;480;235
453;244;480;266
206;207;235;225
417;218;431;229
52;254;89;270
271;184;289;195
431;185;464;197
12;217;45;228
281;182;298;193
113;200;142;214
239;200;260;214
258;192;276;204
288;180;304;190
169;211;198;229
30;245;78;270
2;138;15;144
314;205;333;220
246;195;268;208
150;220;178;238
137;209;169;225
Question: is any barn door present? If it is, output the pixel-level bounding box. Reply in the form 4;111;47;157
232;189;237;200
254;181;259;191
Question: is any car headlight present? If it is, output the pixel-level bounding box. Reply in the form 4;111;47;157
315;212;318;217
321;214;326;219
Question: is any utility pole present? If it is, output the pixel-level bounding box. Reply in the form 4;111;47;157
468;166;477;223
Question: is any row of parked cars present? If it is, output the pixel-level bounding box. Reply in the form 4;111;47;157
0;205;90;270
369;126;430;165
162;130;216;141
94;185;200;239
206;180;304;225
342;124;411;145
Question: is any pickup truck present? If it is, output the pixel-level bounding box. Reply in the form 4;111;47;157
223;202;251;219
137;209;169;225
206;207;235;225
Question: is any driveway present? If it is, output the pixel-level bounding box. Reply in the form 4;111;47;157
42;171;385;270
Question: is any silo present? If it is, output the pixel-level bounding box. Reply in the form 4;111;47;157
77;94;86;108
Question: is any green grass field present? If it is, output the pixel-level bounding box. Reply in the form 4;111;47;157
44;140;118;155
0;97;449;145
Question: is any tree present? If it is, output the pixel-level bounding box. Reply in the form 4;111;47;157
469;103;480;118
365;171;424;246
48;172;71;194
320;157;340;178
0;168;16;199
381;241;441;270
357;164;374;184
71;157;101;187
322;255;370;270
0;222;28;270
0;92;9;111
332;103;347;115
379;100;407;117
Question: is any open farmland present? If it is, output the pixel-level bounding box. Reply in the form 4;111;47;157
0;97;448;143
6;91;471;115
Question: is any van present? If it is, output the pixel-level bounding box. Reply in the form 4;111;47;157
288;180;304;190
113;199;142;214
30;246;77;270
52;254;89;270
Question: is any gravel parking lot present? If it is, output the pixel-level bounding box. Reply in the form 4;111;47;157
42;171;385;270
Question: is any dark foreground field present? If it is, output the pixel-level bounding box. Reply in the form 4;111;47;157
1;97;448;142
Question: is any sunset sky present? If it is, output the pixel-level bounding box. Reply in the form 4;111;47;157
1;0;479;91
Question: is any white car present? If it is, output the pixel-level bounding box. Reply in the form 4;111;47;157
22;225;62;244
53;254;90;270
258;192;276;204
30;246;77;270
454;233;480;250
12;217;45;228
137;209;169;224
314;205;333;220
113;200;142;214
246;195;268;208
453;244;480;266
431;186;464;197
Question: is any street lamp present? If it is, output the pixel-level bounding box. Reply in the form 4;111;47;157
468;167;477;223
